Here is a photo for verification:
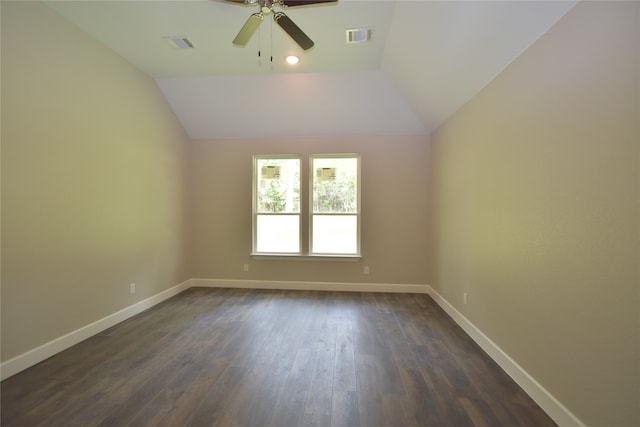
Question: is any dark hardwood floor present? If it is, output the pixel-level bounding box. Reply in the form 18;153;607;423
1;288;556;426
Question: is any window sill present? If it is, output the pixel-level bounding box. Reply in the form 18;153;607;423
251;253;362;262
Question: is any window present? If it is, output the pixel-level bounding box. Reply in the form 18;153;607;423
253;156;301;254
253;153;360;257
311;154;360;255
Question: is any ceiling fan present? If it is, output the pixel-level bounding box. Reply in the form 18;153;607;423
224;0;337;51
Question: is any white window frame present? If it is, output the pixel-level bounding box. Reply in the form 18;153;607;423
252;153;361;259
309;153;361;257
252;154;302;255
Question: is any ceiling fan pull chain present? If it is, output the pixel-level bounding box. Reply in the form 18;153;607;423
258;26;262;66
270;17;274;71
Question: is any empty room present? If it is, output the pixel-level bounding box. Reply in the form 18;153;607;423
1;1;638;426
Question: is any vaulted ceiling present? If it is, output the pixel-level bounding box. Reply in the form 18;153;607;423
46;0;576;139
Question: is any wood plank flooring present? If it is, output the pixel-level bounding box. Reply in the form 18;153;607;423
1;288;556;426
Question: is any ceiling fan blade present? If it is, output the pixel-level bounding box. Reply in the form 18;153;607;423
280;0;337;7
273;12;314;50
233;13;264;46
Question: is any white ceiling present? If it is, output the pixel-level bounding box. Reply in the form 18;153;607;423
46;0;577;139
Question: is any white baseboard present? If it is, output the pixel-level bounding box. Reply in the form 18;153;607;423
426;286;585;427
190;278;430;294
0;280;191;381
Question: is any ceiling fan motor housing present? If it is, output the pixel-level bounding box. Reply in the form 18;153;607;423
260;0;274;13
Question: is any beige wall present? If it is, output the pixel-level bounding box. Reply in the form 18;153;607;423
190;135;430;285
428;2;639;426
1;2;191;361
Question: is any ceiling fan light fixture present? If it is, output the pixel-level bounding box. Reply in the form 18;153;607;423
285;55;299;65
260;0;273;13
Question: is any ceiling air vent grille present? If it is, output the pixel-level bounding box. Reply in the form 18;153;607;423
163;36;195;49
346;28;372;44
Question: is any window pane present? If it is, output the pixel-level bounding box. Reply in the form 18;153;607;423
312;215;357;254
257;158;300;213
312;157;358;214
256;215;299;253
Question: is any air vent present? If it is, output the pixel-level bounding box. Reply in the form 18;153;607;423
163;36;195;49
346;28;372;44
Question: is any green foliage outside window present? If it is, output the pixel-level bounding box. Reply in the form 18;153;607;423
257;159;300;213
313;158;358;214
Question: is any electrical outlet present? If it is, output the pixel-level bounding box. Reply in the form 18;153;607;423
463;292;468;305
129;283;136;294
364;266;370;275
243;264;249;272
